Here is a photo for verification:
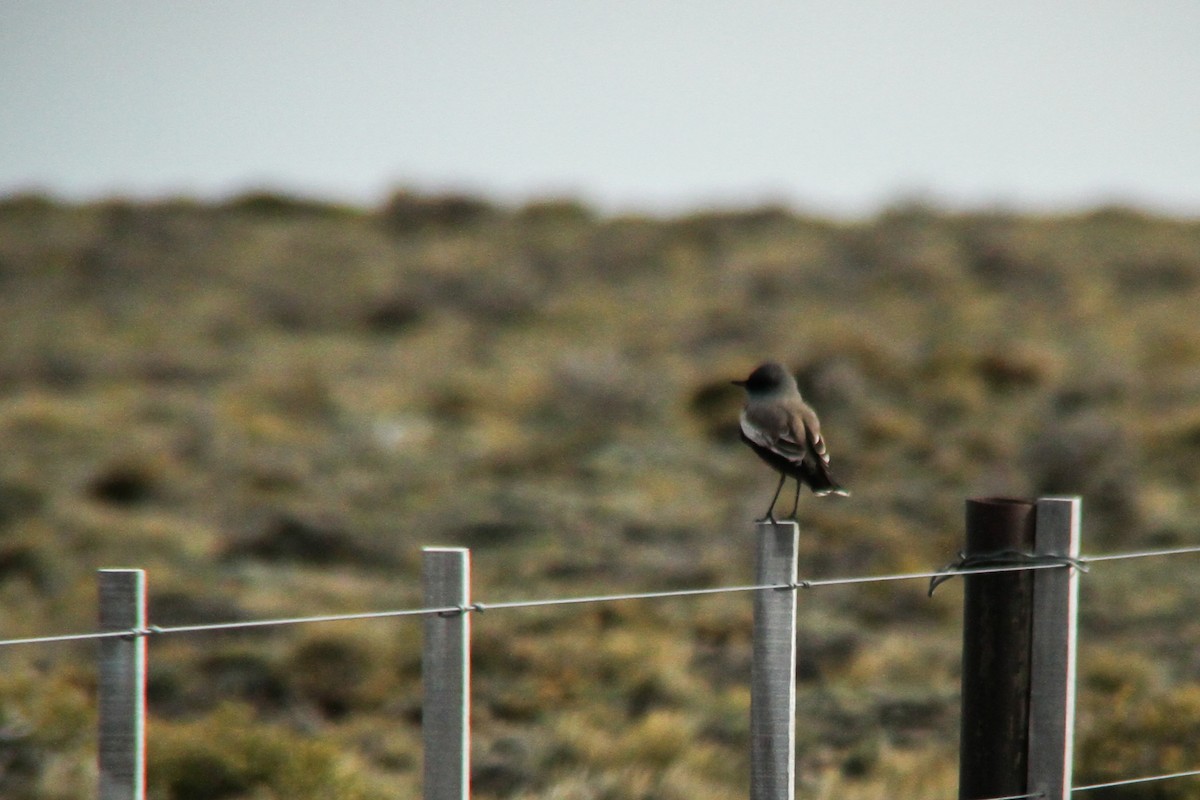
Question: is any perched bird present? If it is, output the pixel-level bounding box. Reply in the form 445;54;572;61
733;361;849;521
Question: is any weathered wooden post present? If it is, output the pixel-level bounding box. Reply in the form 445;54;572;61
957;496;1081;800
98;568;147;800
750;521;799;800
423;547;471;800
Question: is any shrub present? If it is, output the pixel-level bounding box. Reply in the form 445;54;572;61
147;703;382;800
1077;685;1200;800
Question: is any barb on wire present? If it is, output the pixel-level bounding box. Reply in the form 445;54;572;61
437;603;487;618
1;542;1198;648
124;626;164;640
928;549;1088;597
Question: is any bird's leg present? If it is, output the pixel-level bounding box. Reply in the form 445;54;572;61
787;480;801;519
759;473;787;522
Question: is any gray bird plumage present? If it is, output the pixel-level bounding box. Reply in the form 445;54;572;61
733;361;849;521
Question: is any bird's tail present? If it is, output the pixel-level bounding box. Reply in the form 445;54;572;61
807;462;850;497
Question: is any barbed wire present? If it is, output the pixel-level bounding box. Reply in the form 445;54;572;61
2;543;1198;649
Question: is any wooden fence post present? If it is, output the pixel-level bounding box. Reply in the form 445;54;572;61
1026;497;1081;800
98;569;147;800
423;547;471;800
750;521;799;800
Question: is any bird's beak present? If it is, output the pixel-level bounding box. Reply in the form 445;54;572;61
731;379;746;387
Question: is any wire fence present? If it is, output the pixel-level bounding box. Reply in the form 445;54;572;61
970;766;1200;800
3;528;1200;800
4;543;1200;648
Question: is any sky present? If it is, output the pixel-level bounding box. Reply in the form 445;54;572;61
2;1;1199;217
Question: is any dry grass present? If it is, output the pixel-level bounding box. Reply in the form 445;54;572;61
2;192;1200;798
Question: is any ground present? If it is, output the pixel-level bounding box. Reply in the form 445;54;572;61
1;193;1199;799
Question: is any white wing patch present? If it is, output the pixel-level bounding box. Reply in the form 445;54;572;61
808;430;830;464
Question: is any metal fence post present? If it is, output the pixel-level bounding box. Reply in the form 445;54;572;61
1027;497;1081;800
958;497;1036;800
98;569;147;800
423;547;471;800
750;521;799;800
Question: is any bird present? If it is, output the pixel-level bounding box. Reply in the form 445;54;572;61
732;361;849;521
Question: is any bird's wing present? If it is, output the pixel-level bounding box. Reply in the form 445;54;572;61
794;404;832;466
741;405;807;464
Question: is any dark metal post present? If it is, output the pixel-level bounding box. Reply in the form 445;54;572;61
958;497;1036;800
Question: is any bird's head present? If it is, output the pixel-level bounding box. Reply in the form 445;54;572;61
732;361;798;396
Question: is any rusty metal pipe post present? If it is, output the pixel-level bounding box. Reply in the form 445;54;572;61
958;497;1037;800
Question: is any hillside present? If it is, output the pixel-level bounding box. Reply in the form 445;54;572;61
1;192;1199;799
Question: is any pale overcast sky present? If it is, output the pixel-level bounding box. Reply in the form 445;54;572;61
2;1;1199;216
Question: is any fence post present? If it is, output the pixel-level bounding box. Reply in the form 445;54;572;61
750;521;799;800
98;569;147;800
1026;497;1081;800
423;547;471;800
958;498;1036;800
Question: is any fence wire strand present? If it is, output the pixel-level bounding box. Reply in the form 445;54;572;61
3;540;1200;798
2;543;1198;648
969;767;1200;800
1074;767;1200;792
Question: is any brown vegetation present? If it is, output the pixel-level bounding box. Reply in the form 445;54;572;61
1;191;1199;798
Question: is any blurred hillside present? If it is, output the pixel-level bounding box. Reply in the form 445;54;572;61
1;192;1200;799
